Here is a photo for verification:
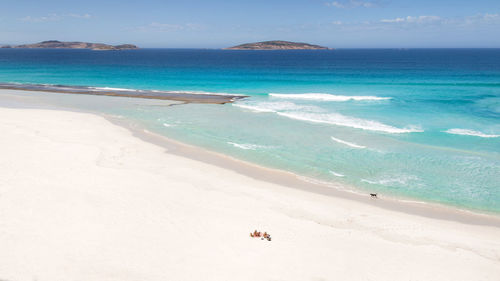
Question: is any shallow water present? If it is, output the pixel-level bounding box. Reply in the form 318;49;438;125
1;48;499;212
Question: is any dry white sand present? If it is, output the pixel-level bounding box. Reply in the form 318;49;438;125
1;106;500;281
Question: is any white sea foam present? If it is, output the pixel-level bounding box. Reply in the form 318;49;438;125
329;170;345;177
330;136;366;149
444;128;499;138
232;103;276;113
227;142;269;150
234;101;420;133
269;93;391;101
163;90;245;96
361;175;421;187
233;101;322;113
90;86;138;92
277;112;422;133
163;123;172;127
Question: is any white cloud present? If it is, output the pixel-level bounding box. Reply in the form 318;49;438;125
380;15;441;24
327;1;345;8
323;12;500;34
462;13;500;25
379;13;500;27
380;17;405;23
326;0;377;8
68;13;92;19
20;14;60;23
134;22;205;32
407;15;441;23
483;13;499;20
20;13;92;23
149;23;185;32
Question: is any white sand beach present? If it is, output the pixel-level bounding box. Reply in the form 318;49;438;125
1;105;500;281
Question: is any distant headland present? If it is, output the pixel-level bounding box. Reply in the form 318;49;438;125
224;40;330;50
1;40;139;51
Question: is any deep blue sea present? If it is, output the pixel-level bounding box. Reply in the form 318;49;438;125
1;48;499;212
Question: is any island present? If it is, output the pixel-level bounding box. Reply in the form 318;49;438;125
1;40;138;51
224;40;330;50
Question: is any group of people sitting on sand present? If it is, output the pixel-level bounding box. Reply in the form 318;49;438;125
250;230;271;241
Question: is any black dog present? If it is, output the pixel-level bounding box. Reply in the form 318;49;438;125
370;193;378;198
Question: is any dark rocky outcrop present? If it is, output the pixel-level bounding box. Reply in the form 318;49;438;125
225;40;330;50
12;40;138;50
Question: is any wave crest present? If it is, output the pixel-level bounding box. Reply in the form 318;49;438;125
227;142;270;150
233;101;322;113
277;111;422;133
90;86;137;92
361;174;421;187
329;170;345;177
234;101;421;134
330;136;366;148
269;93;391;101
444;129;499;138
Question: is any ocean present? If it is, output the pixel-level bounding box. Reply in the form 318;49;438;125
0;48;499;213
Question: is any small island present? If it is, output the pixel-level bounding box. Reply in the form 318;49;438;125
224;40;330;50
1;40;138;51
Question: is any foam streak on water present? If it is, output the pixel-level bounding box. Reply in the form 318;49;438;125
277;111;422;133
234;101;422;133
329;170;346;177
330;136;366;148
444;129;500;138
270;93;392;101
227;142;269;150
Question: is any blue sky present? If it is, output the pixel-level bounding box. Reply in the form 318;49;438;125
1;0;499;48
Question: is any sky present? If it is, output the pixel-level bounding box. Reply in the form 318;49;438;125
1;0;500;48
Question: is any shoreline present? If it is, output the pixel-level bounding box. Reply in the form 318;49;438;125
0;88;499;226
107;114;500;227
1;103;500;280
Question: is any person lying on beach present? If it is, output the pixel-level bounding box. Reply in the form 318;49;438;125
263;232;271;241
250;230;272;240
251;230;268;237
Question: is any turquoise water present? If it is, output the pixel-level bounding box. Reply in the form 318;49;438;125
1;48;499;212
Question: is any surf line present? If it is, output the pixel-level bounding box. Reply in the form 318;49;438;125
330;136;366;149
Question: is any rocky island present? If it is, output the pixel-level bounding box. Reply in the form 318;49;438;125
225;40;330;50
1;40;138;50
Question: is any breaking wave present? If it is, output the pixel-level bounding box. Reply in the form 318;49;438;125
444;129;499;138
90;86;137;92
234;101;421;134
277;111;422;133
153;90;245;96
233;101;322;113
361;174;421;188
227;142;270;150
329;170;345;177
330;136;366;149
269;93;391;102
